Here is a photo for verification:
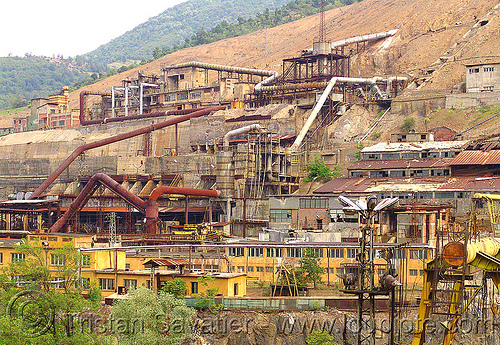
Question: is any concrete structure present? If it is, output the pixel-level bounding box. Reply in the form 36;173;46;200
465;62;500;93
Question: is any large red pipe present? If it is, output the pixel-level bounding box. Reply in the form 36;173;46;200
48;174;220;234
30;106;225;200
145;186;220;234
79;90;200;125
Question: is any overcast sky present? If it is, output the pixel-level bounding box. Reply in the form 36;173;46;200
0;0;187;58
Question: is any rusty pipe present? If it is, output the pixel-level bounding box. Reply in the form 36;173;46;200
145;186;220;234
30;106;225;199
80;90;199;125
49;173;148;233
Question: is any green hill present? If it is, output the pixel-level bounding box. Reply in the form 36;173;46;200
84;0;294;65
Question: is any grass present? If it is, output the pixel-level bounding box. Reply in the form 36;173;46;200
0;106;28;116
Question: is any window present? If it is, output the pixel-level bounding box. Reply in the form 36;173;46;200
410;249;428;260
124;279;137;290
190;91;202;99
484;86;494;91
309;248;323;258
420;270;425;276
378;269;385;276
484;67;495;72
287;248;302;258
237;266;245;273
247;266;254;272
469;68;480;73
165;94;176;102
299;198;328;209
426;152;439;158
53;277;64;289
266;248;281;257
265;267;274;273
248;248;263;257
409;269;418;276
270;209;292;223
416;192;432;199
99;278;115;290
347;248;359;259
177;92;188;100
431;169;449;176
0;252;3;264
410;169;429;177
329;248;344;258
191;281;198;294
370;171;389;178
59;120;65;126
381;153;400;160
11;253;25;263
256;266;264;272
76;278;90;289
351;171;364;178
435;192;455;199
228;247;244;257
365;153;381;160
390;171;406;177
81;254;90;267
50;254;66;266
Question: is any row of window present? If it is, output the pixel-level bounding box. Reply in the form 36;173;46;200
363;151;458;160
469;67;495;73
3;253;90;266
352;168;451;178
165;90;203;102
227;247;430;260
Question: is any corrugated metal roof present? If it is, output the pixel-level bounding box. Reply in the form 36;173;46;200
143;258;190;267
449;150;500;165
348;158;451;171
313;176;500;194
361;141;467;153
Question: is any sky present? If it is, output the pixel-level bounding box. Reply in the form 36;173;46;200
0;0;187;58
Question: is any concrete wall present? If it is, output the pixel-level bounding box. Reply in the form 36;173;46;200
446;92;500;108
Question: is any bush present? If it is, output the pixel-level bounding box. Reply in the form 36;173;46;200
401;117;415;133
162;278;187;298
306;330;338;345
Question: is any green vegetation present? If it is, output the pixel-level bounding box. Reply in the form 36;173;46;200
401;117;415;133
162;277;187;298
194;276;223;313
355;142;365;161
0;241;110;344
152;0;363;60
112;288;195;345
305;154;341;182
0;55;90;109
371;130;381;140
306;330;338;345
301;248;325;288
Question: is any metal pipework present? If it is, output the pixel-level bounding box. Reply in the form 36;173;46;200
30;106;225;199
162;61;278;93
223;124;262;150
49;173;220;233
290;77;382;152
443;237;500;267
145;186;220;234
49;173;147;233
259;76;382;93
80;90;198;125
302;28;399;54
140;83;158;115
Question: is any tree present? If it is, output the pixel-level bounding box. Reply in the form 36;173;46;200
194;276;223;313
301;248;325;288
111;288;195;345
305;155;341;182
162;278;187;298
0;241;110;344
401;117;415;133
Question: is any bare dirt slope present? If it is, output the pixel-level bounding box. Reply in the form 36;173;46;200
11;0;500;133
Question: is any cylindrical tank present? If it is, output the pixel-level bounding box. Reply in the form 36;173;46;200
443;238;500;266
216;151;234;197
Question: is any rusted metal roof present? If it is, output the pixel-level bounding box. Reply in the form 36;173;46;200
313;176;500;194
347;158;451;171
449;150;500;165
361;141;467;153
143;258;190;267
159;206;207;213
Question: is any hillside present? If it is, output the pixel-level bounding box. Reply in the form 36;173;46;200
83;0;294;64
9;0;500;138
